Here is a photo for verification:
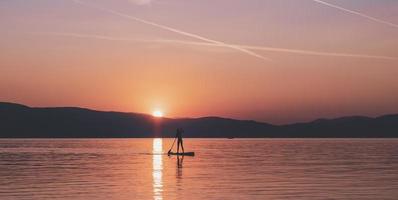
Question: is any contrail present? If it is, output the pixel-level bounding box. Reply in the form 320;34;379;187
32;32;151;42
312;0;398;29
72;0;271;61
36;32;398;60
240;44;398;60
157;39;398;60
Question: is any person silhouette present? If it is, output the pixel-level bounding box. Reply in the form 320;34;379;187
176;128;184;154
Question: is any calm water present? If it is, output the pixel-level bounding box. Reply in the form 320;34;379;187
0;139;397;200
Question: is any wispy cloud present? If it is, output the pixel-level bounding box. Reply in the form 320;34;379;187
312;0;398;29
72;0;271;61
35;32;398;60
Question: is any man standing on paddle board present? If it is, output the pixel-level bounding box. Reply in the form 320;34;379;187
176;128;184;154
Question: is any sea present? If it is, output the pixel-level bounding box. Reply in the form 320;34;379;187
0;138;397;199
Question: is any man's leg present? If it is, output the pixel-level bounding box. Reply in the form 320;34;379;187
181;140;184;153
177;140;180;153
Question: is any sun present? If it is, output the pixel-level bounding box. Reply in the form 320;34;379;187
152;110;164;118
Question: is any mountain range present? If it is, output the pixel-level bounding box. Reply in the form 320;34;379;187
1;102;397;138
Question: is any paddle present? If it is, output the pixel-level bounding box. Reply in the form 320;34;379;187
167;137;177;155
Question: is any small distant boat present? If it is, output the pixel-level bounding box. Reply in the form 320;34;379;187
168;152;195;156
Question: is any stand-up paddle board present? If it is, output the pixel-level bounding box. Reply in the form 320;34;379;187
168;152;195;156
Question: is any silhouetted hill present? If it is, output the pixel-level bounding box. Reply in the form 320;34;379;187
0;102;397;138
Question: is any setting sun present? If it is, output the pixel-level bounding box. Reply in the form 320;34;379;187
152;110;164;118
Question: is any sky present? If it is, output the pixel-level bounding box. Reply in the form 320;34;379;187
0;0;397;124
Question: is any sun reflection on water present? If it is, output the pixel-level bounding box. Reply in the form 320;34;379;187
152;138;163;200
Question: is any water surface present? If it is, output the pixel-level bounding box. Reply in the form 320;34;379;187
0;139;397;199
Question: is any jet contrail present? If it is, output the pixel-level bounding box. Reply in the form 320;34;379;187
36;32;398;60
240;44;398;60
157;39;398;60
312;0;398;29
32;32;152;42
72;0;271;61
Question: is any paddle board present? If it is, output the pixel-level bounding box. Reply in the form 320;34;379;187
168;152;195;156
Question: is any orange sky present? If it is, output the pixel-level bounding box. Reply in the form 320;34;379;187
0;0;398;124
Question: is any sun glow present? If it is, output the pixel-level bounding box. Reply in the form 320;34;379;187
152;110;164;118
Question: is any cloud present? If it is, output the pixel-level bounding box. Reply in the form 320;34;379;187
35;32;398;61
312;0;398;29
72;0;271;61
128;0;154;6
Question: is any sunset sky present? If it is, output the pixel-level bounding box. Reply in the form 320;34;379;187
1;0;397;124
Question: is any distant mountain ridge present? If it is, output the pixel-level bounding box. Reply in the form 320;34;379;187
0;102;397;138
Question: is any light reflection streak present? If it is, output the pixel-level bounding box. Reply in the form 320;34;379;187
152;138;163;200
